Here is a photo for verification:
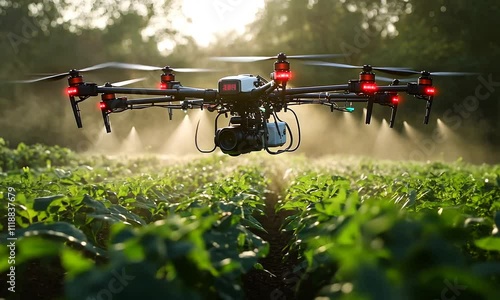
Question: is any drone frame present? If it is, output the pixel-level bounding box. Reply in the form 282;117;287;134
40;53;440;155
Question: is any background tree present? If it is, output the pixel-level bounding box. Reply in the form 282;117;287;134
1;0;498;162
0;0;182;148
217;0;500;160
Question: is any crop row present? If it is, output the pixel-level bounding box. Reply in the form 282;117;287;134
0;144;499;299
279;170;500;299
1;155;270;299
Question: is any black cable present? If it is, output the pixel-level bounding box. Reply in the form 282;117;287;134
275;112;294;152
264;111;295;155
279;108;301;152
194;117;217;153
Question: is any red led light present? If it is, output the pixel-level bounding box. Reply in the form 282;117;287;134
392;96;399;104
66;87;78;96
274;71;291;81
99;102;106;110
425;87;436;96
361;83;378;93
159;82;167;90
222;83;238;91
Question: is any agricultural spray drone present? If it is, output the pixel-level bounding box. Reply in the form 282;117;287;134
15;53;475;156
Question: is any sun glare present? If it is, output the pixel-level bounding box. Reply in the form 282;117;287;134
178;0;265;47
60;0;265;51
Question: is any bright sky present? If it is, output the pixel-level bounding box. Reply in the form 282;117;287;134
59;0;265;51
175;0;265;47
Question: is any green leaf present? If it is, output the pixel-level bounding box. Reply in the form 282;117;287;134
402;190;416;209
82;194;109;214
88;213;123;224
18;221;105;256
238;250;258;271
33;194;65;211
61;248;94;278
237;232;246;248
241;215;267;233
0;237;62;272
109;204;146;225
475;237;500;251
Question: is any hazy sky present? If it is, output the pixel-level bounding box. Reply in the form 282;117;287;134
59;0;265;51
176;0;265;47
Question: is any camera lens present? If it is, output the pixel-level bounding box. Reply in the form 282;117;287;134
217;128;240;151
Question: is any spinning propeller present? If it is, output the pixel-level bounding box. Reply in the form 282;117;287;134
89;62;216;73
306;61;477;78
82;62;219;90
100;78;146;87
211;53;346;63
11;64;111;83
11;62;215;84
304;61;414;76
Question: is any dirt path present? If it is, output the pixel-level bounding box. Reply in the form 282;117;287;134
243;192;298;300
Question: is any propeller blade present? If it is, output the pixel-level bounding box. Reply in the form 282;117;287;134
379;69;479;77
79;62;128;72
171;68;216;72
91;62;216;72
371;67;416;76
10;62;147;83
10;61;218;84
29;73;60;76
211;54;346;63
304;61;360;69
104;77;147;87
306;61;414;76
286;54;347;59
308;61;478;79
210;56;275;62
11;73;69;83
94;62;162;71
430;71;479;76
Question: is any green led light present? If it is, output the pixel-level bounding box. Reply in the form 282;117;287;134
346;107;355;112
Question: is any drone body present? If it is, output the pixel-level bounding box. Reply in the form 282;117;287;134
15;53;474;156
218;74;259;95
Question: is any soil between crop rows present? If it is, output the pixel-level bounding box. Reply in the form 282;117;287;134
0;193;299;300
243;193;299;300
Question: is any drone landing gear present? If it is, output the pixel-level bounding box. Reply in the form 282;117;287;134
389;101;398;128
101;109;111;133
424;98;433;124
67;71;85;128
365;93;399;127
365;97;374;124
69;96;83;128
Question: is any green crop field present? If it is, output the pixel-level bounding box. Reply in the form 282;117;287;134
1;140;500;300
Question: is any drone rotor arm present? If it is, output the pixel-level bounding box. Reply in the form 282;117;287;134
95;86;218;101
284;84;350;95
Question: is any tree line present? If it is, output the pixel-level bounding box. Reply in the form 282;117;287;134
1;0;498;160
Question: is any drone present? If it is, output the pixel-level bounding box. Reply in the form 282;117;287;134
14;53;475;156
